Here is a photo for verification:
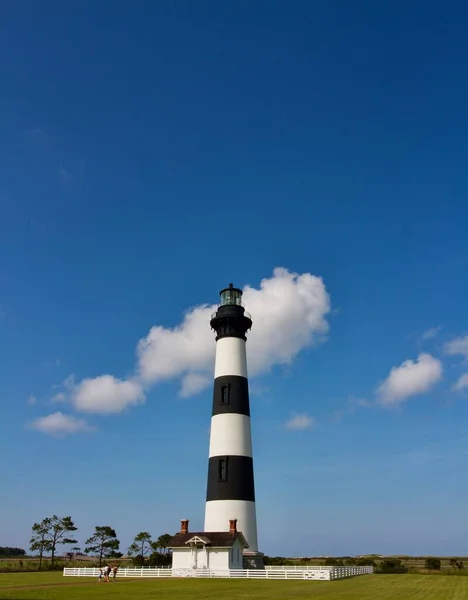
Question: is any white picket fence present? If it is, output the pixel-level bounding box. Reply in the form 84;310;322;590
265;565;328;570
329;566;373;580
265;565;373;579
63;565;373;581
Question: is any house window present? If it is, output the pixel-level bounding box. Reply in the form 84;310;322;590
218;458;228;481
220;384;230;405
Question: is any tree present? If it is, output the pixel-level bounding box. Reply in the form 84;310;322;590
30;521;53;570
0;547;26;558
148;551;172;567
148;533;173;567
425;557;441;571
43;516;78;565
128;532;152;565
449;558;464;570
84;526;120;567
152;534;173;555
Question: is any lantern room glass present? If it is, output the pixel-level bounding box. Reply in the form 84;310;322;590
220;287;243;306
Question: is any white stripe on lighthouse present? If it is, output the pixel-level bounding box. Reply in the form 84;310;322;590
204;499;258;552
214;337;248;378
208;414;253;457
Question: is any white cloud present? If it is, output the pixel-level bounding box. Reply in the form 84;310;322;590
418;326;441;342
72;375;144;414
69;268;331;414
285;413;315;430
377;353;442;406
27;394;37;406
49;374;75;404
332;396;372;421
52;373;75;390
444;335;468;359
63;374;76;389
137;267;330;385
242;268;330;375
137;304;215;384
28;412;94;437
454;373;468;391
179;373;212;398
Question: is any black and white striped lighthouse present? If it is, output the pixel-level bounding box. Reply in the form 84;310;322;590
204;284;264;568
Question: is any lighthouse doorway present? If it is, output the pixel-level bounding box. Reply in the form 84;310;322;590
191;543;208;569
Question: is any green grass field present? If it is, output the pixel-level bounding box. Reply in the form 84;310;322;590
0;573;467;600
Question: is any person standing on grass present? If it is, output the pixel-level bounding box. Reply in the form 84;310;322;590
104;564;112;582
112;565;119;581
98;568;103;583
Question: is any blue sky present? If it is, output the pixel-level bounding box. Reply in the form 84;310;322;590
1;0;468;557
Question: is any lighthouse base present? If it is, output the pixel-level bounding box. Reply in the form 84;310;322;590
243;550;265;570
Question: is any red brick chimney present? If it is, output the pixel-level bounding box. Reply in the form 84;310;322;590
180;519;189;534
229;519;237;533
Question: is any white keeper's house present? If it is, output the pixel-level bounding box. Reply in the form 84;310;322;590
167;518;248;570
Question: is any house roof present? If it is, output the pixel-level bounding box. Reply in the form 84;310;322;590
167;531;249;549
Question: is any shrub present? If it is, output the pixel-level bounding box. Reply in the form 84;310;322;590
425;557;441;571
356;558;376;566
148;552;171;567
376;558;408;574
131;555;146;567
326;558;344;566
263;556;295;566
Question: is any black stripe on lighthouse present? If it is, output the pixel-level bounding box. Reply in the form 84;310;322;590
206;455;255;501
212;375;250;417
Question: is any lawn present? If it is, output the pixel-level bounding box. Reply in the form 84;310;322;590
0;574;467;600
0;573;64;588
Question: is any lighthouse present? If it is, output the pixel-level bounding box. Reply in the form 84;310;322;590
204;283;264;568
